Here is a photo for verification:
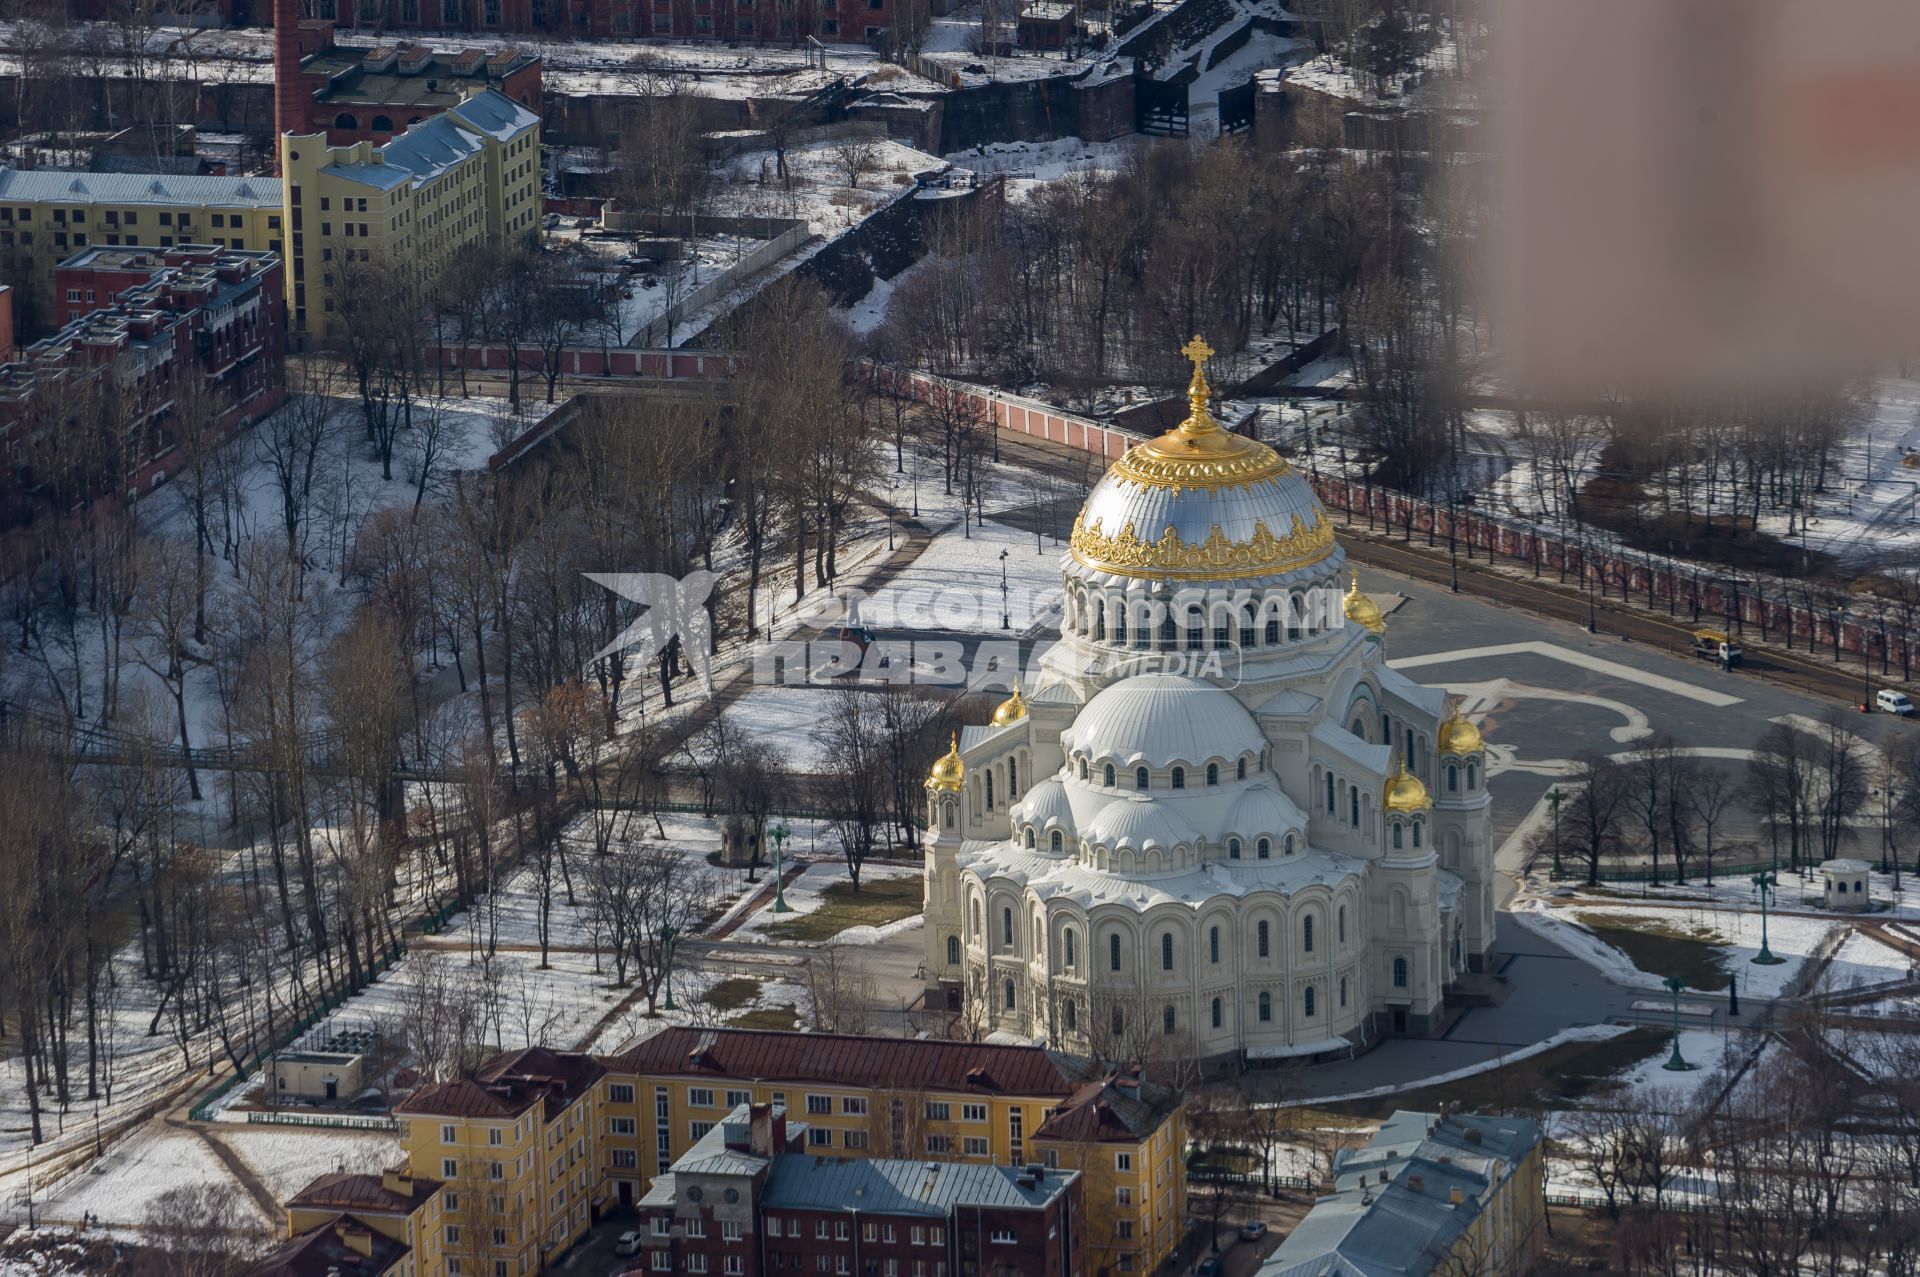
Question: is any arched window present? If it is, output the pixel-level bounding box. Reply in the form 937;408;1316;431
1340;976;1348;1008
1211;998;1222;1029
1008;757;1018;796
1160;933;1174;972
985;772;994;810
1109;934;1121;972
1304;986;1316;1018
1265;616;1281;644
1257;838;1271;860
1104;764;1116;787
1284;833;1296;857
1135;767;1149;790
1184;609;1203;651
1095;609;1106;640
1413;821;1422;848
1228;838;1241;860
1065;1000;1078;1032
1468;762;1478;788
1337;905;1346;944
1079;758;1090;780
1240;609;1256;649
1049;830;1063;853
1004;980;1016;1010
1114;610;1127;644
1350;788;1360;826
1112;1007;1125;1036
1380;712;1391;743
1064;928;1076;968
1209;927;1220;964
1207;763;1219;786
1238;758;1248;780
1326;773;1336;812
1162;1005;1176;1035
1393;824;1403;850
1171;767;1185;790
1393;957;1409;988
1258;991;1272;1022
1447;764;1459;793
1025;827;1036;849
1257;920;1270;958
334;112;358;129
1303;916;1315;953
1002;907;1014;949
971;900;981;936
370;114;393;132
947;935;960;965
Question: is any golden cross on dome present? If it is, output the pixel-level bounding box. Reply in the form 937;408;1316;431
1179;334;1217;434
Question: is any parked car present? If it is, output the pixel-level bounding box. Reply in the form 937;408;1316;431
1196;1260;1223;1277
1241;1221;1269;1242
1877;689;1916;716
613;1231;643;1257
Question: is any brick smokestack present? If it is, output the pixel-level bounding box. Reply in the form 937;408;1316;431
272;0;304;170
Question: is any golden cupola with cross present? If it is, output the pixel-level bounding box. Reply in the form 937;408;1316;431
1068;335;1338;584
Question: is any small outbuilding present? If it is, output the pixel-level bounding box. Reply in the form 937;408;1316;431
267;1049;365;1101
1819;858;1873;911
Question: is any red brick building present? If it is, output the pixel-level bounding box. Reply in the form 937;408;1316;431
281;0;890;46
636;1103;1084;1277
274;2;543;148
0;245;286;526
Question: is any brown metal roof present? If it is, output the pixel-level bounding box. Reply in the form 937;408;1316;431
287;1171;444;1216
246;1216;407;1277
1032;1072;1178;1145
605;1028;1085;1098
397;1047;607;1122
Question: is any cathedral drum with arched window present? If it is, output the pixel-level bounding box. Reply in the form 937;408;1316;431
920;339;1498;1062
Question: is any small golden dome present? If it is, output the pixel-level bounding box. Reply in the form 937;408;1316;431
1384;758;1432;814
926;732;965;792
991;687;1027;728
1345;572;1386;634
1437;706;1484;755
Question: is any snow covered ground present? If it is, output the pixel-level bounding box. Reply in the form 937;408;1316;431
221;1127;402;1202
1510;900;1850;999
37;1124;265;1229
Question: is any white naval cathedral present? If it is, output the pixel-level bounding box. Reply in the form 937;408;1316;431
920;339;1495;1065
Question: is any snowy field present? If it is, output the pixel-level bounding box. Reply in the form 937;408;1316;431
1511;900;1853;998
36;1124;265;1229
222;1127;403;1202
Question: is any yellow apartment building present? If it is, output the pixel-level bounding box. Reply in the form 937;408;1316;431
285;1167;448;1277
0;170;283;333
599;1027;1187;1276
279;86;540;342
393;1048;605;1277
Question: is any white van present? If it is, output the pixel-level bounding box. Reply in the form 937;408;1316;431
1877;689;1915;716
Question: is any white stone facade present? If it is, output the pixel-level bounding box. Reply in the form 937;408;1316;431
921;377;1496;1065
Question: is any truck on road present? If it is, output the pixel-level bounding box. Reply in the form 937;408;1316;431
1691;629;1743;668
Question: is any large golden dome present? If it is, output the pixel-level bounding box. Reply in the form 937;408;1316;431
990;687;1027;727
1068;337;1338;583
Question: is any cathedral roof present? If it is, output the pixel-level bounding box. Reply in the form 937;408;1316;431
1064;673;1263;767
1067;337;1339;585
958;843;1364;909
1081;795;1196;852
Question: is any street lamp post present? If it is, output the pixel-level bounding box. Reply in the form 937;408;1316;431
1751;871;1785;965
911;453;920;518
1661;974;1696;1071
770;821;792;913
887;483;896;551
999;549;1010;630
1584;545;1598;633
661;924;678;1011
1546;788;1564;879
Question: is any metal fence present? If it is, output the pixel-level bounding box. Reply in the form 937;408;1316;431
245;1109;402;1133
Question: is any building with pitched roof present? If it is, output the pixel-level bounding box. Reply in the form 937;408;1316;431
394;1048;605;1277
279;85;539;340
285;1166;447;1277
1258;1111;1546;1277
248;1215;411;1277
600;1026;1182;1276
0;170;284;333
635;1102;1084;1277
